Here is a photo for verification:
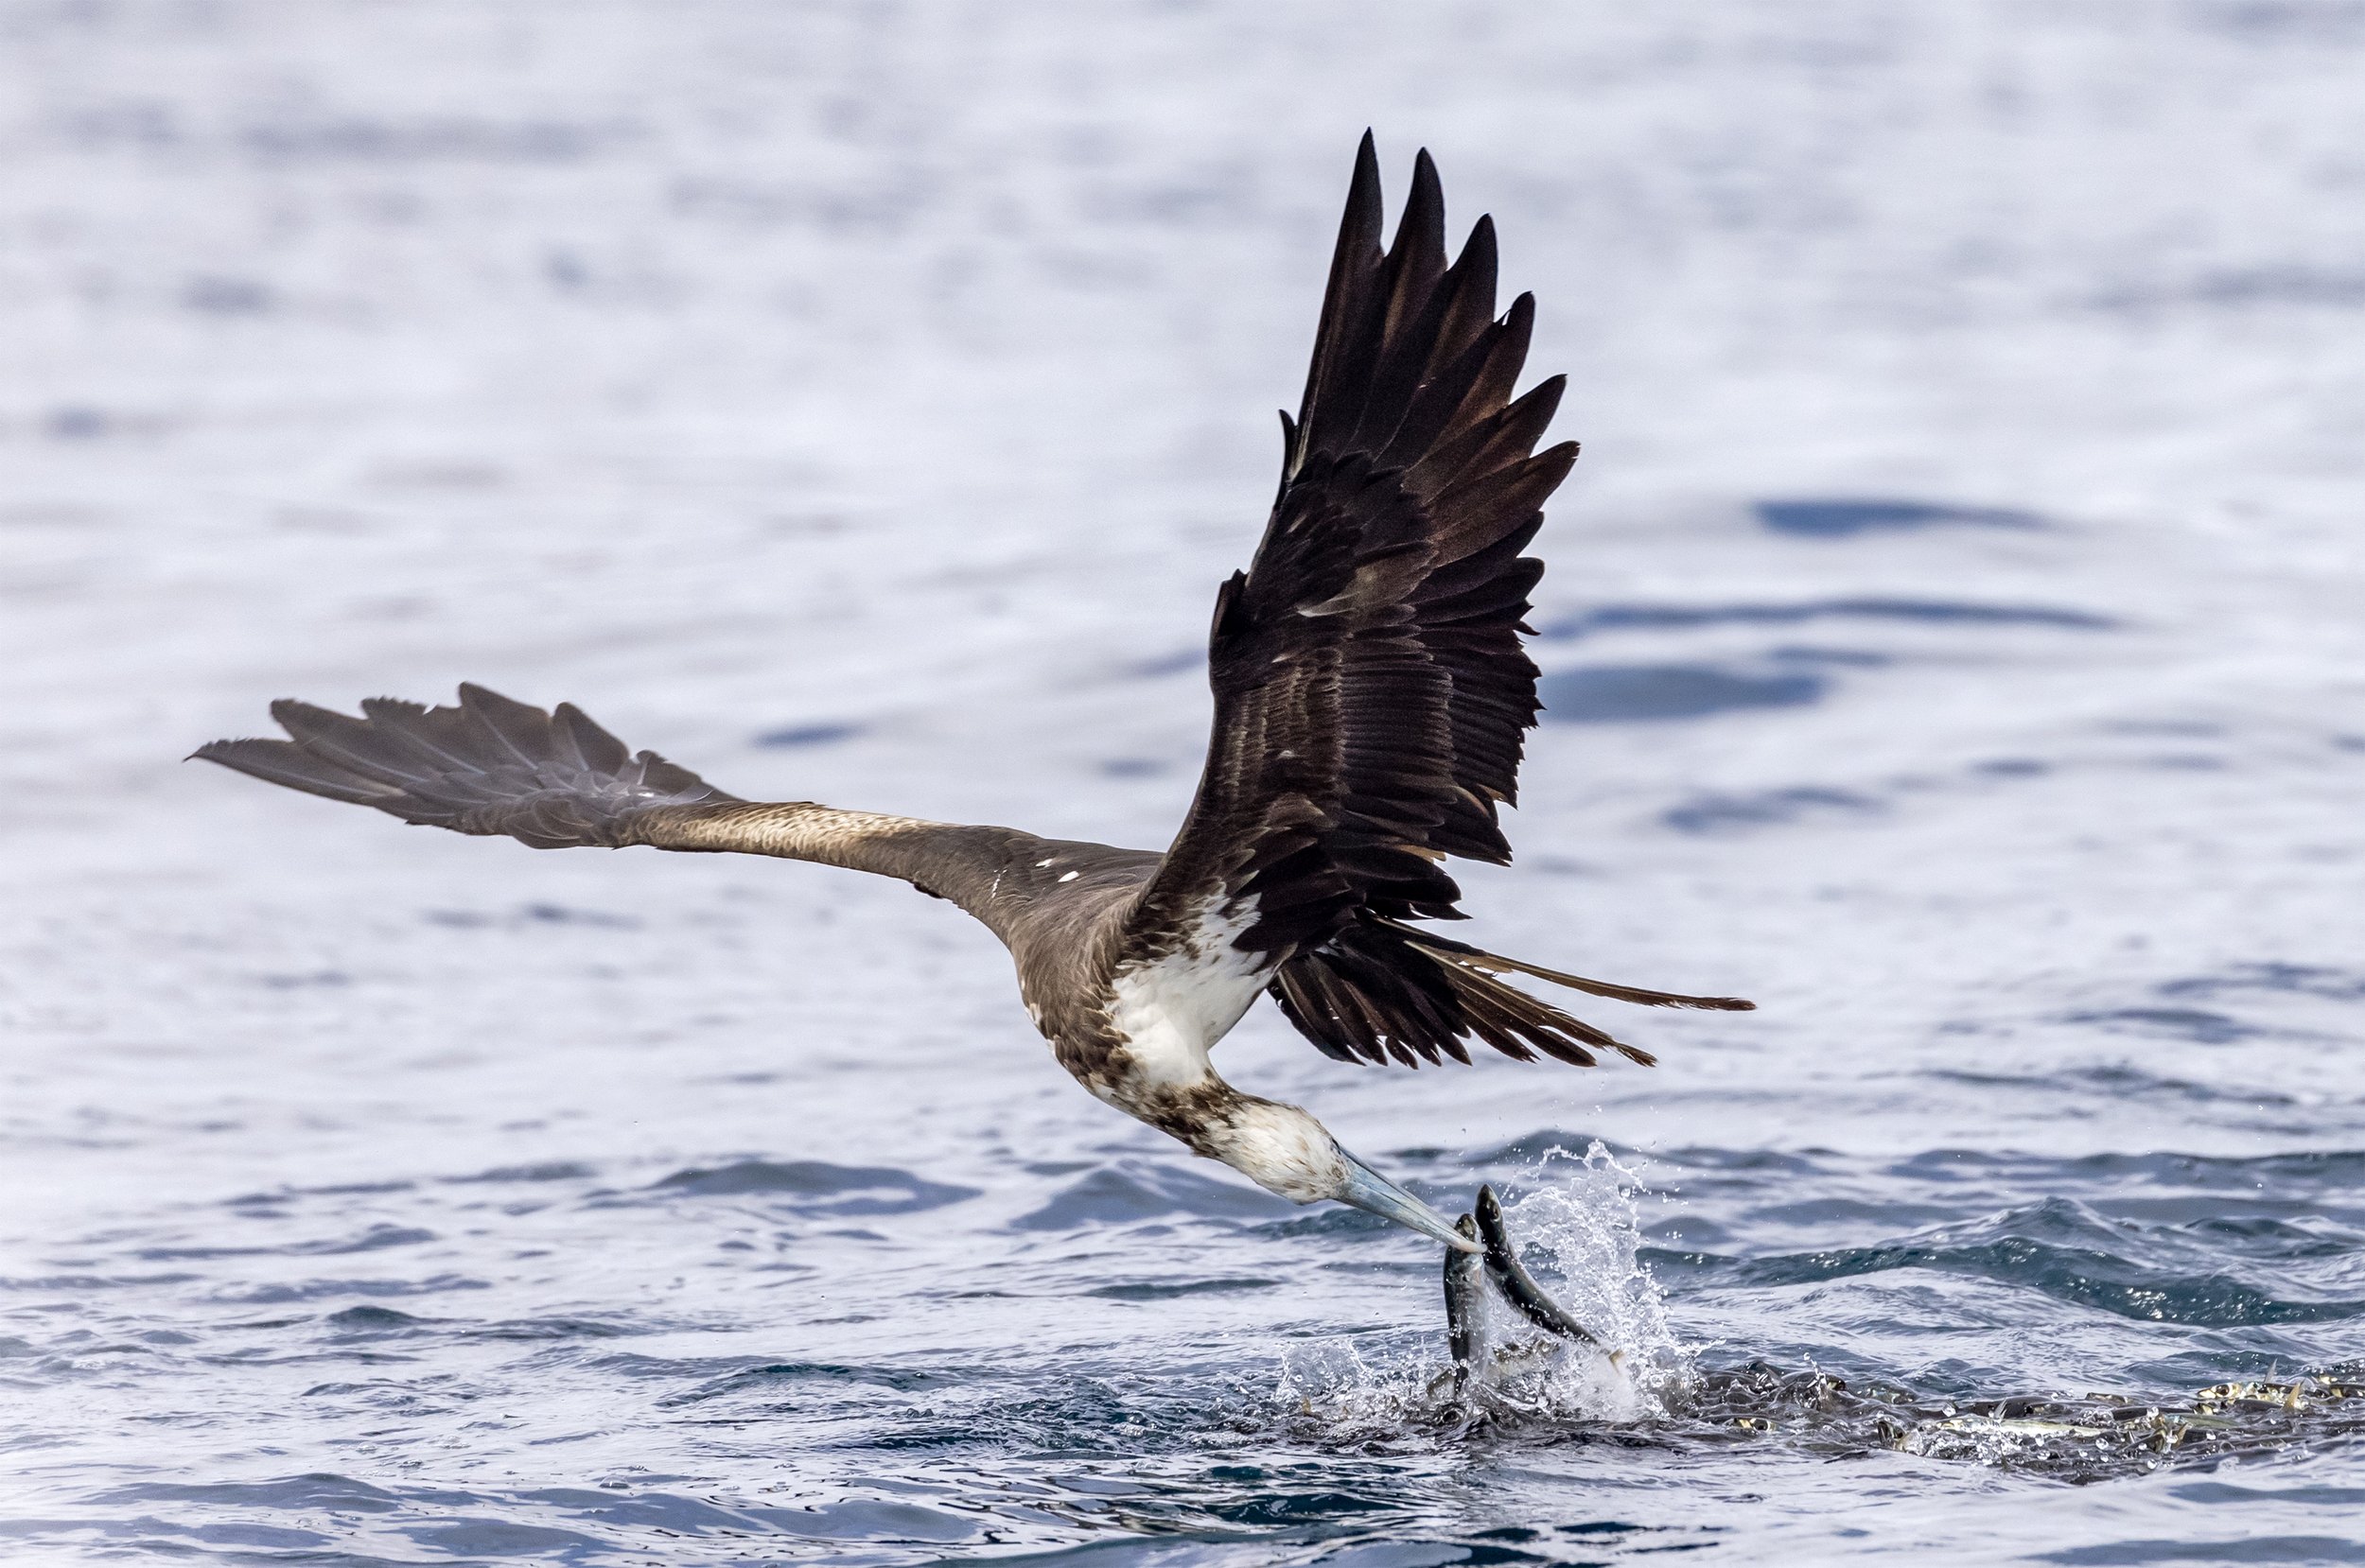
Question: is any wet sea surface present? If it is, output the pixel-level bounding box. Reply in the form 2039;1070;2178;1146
5;3;2365;1562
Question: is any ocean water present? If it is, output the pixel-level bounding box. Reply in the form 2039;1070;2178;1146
5;3;2364;1562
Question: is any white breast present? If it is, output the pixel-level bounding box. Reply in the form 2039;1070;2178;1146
1102;901;1270;1092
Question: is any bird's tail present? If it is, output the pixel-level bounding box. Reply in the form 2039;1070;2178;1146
1268;915;1753;1069
194;684;736;849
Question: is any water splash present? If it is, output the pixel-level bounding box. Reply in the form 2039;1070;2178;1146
1273;1141;1688;1436
1265;1147;2365;1485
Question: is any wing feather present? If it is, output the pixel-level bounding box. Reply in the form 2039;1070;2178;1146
1126;133;1752;1069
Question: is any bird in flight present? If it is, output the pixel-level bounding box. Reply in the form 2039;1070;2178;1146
200;134;1751;1352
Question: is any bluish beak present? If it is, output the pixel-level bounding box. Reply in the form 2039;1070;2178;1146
1336;1151;1481;1253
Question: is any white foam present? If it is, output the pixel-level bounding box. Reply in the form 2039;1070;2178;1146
1271;1141;1693;1435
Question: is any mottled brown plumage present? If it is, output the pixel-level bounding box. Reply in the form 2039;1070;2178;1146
196;136;1750;1236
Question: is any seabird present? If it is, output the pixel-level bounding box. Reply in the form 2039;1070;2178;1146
198;135;1752;1350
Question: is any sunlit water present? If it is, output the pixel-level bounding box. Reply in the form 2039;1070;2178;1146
6;3;2365;1562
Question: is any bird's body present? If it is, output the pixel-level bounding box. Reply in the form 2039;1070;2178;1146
199;136;1750;1267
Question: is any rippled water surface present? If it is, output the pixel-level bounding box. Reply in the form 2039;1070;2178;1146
6;3;2365;1562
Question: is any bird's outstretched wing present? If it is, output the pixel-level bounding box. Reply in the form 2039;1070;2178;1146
1126;135;1748;1070
196;685;740;847
195;686;1052;911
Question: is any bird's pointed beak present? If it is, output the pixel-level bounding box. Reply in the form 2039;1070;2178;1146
1336;1152;1481;1252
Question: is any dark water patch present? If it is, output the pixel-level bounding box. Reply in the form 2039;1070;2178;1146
1888;1148;2365;1199
1259;1205;1427;1248
1666;1145;1834;1174
426;902;638;930
1205;1490;1399;1528
1770;643;1891;666
512;1487;767;1537
1929;1065;2302;1110
322;1305;433;1336
1649;1213;1738;1246
465;1315;646;1341
44;406;112;440
1126;649;1205;678
828;1373;1259;1461
1098;757;1171;777
1755;497;2042;537
523;901;636;928
2064;1150;2365;1196
1663;786;1880;834
583;1350;752;1383
1884;1147;2073;1183
1086;1278;1282;1301
219;1274;490;1304
1540;597;2116;639
2175;1213;2365;1260
514;1486;988;1546
2093;265;2365;317
651;1159;978;1214
1927;1067;2062;1092
1014;1159;1297;1231
2162;964;2365;1002
1737;1196;1966;1231
139;1223;436;1262
1676;1198;2365;1326
447;1159;597;1184
183;275;272;316
744;1498;980;1542
96;1473;407;1514
408;1517;608;1555
2172;1482;2365;1506
661;1359;957;1406
216;1314;314;1333
2074;1064;2296;1106
2063;1008;2267;1045
754;722;862;748
2104;718;2224;738
254;967;348;989
225;1179;414;1207
2216;0;2365;44
0;1272;199;1294
1540;664;1825;723
1972;756;2053;777
2128;1345;2343;1390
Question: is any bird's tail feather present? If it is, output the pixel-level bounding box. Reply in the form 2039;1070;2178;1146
1268;915;1752;1070
1386;922;1756;1013
194;684;735;849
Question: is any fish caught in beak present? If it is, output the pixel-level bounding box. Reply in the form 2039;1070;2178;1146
1474;1183;1603;1348
1442;1183;1611;1389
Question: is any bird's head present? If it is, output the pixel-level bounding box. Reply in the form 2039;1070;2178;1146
1205;1097;1479;1253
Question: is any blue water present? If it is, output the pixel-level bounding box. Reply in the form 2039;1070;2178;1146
7;3;2365;1562
7;1136;2362;1561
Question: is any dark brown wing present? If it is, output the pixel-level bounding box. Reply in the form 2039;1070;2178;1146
1127;135;1749;1069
